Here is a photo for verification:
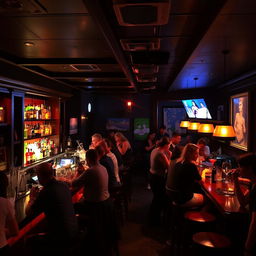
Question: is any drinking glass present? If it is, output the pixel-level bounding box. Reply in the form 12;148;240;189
222;160;232;181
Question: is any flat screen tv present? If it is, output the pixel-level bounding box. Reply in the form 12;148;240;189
182;99;212;119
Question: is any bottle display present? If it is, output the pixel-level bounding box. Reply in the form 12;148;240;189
24;138;57;166
23;96;60;166
24;104;51;120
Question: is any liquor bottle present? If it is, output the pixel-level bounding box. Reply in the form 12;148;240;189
24;124;28;139
67;136;72;148
211;165;216;183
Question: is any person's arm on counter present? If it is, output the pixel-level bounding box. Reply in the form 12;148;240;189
25;186;42;216
233;170;250;209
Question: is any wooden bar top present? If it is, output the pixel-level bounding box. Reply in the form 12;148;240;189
201;179;248;215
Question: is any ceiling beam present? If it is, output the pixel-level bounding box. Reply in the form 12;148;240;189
83;0;137;92
19;57;118;65
51;72;125;78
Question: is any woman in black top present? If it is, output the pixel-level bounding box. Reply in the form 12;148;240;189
166;143;204;207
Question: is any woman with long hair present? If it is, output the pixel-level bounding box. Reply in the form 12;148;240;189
114;132;133;168
149;136;171;225
166;143;204;207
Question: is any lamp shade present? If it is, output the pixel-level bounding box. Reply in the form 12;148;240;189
213;125;236;138
188;122;200;131
180;120;190;128
198;123;214;133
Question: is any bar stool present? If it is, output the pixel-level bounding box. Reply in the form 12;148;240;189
192;232;231;256
184;211;216;232
166;201;190;252
111;185;128;226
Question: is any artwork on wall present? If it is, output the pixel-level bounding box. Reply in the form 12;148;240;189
69;117;78;135
163;107;186;136
106;118;130;131
134;118;150;140
230;92;248;151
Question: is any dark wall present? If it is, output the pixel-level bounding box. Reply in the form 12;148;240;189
87;94;153;148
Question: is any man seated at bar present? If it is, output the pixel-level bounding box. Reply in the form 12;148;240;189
89;133;103;149
197;137;210;162
25;163;78;256
166;143;204;208
233;153;256;255
95;142;120;192
71;149;118;255
0;172;19;256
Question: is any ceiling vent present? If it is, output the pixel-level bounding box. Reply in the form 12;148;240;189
132;64;159;74
70;64;101;72
113;0;171;26
131;51;169;64
0;0;47;14
136;74;157;83
120;38;160;51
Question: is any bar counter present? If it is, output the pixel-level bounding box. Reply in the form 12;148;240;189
8;187;83;247
8;150;81;247
201;179;248;215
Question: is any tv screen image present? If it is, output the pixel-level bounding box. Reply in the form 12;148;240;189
59;158;73;167
182;99;212;119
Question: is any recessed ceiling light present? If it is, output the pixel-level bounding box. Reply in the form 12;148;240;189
24;42;34;47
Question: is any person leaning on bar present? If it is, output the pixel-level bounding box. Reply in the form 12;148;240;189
25;162;78;256
233;153;256;256
166;143;204;208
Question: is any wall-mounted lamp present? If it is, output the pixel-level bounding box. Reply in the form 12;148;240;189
81;115;86;120
180;120;190;128
198;123;214;133
188;122;200;131
213;125;236;139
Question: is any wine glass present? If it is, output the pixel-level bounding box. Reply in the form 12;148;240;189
222;160;232;181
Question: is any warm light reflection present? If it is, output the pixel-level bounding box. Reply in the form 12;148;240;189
198;123;214;133
188;122;200;130
213;125;236;138
127;101;132;107
180;121;190;128
24;42;34;47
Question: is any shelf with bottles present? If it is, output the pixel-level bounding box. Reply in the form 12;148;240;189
24;136;59;166
24;122;56;140
24;103;52;120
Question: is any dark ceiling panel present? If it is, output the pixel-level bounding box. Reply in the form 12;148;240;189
171;0;256;91
0;39;114;58
1;0;255;94
0;17;40;39
63;77;128;83
22;63;122;73
40;0;88;14
15;16;103;40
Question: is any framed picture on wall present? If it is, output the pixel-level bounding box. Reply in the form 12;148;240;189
134;118;150;140
69;117;78;135
230;92;248;151
163;107;186;136
106;118;130;131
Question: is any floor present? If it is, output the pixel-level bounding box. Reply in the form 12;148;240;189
119;174;170;256
117;173;248;256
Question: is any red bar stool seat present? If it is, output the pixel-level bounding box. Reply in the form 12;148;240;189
192;232;231;256
184;211;216;223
